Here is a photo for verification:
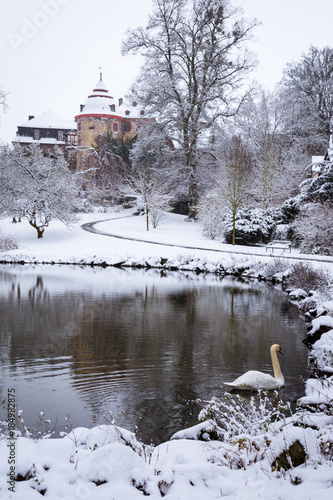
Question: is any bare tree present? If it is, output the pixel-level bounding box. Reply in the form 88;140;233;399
0;88;7;113
0;145;78;238
122;0;258;217
215;135;253;244
278;46;333;155
236;88;296;210
77;133;127;205
293;202;333;255
123;123;173;230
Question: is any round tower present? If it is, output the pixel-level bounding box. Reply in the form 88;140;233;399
75;72;121;152
74;71;148;171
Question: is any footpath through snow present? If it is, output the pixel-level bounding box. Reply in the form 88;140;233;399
1;209;333;500
1;210;333;270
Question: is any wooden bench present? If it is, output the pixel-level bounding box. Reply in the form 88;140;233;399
266;240;291;253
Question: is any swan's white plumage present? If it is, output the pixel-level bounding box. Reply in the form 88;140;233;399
224;344;284;390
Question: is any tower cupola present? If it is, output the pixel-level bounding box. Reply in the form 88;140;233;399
75;71;115;119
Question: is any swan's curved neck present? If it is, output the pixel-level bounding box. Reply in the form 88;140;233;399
271;348;283;380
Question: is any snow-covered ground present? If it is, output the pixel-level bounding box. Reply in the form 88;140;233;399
1;210;333;500
1;209;333;269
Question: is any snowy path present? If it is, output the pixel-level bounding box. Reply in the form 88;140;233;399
82;215;333;265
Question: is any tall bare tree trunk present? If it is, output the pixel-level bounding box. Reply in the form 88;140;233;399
146;207;149;231
232;211;236;245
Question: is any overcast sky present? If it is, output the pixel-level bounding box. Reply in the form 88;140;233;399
1;0;333;144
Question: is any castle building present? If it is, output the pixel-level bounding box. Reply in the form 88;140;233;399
13;110;77;169
13;72;147;171
75;72;146;170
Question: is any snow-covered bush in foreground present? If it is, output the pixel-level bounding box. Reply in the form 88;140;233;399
198;391;292;440
1;397;333;499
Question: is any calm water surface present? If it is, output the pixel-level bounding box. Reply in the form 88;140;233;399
0;265;309;443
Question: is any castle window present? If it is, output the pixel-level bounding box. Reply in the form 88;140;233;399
78;122;82;131
58;131;64;141
34;130;40;140
78;139;82;146
124;122;131;132
113;122;118;132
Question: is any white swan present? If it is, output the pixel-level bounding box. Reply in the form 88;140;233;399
224;344;284;390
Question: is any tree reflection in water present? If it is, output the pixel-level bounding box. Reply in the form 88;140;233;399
0;266;309;443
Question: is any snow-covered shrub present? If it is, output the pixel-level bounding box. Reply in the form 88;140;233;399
0;230;17;250
286;262;330;294
309;331;333;375
260;258;290;280
0;404;54;440
198;391;291;440
198;191;226;240
222;208;276;245
278;198;300;223
293;202;333;255
75;197;93;213
273;224;290;240
150;206;166;229
299;160;333;204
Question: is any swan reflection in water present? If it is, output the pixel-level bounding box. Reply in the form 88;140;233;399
224;344;284;391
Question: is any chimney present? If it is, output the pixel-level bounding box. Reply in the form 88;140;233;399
28;115;34;120
80;104;84;112
119;98;123;106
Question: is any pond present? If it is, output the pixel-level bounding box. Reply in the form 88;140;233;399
0;265;309;444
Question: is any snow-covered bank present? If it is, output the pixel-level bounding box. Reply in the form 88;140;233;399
1;210;333;499
1;407;333;499
1;210;333;270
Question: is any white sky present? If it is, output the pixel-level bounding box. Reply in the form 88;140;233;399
0;0;333;144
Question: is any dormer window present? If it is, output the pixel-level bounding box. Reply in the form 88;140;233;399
58;131;64;141
34;130;40;140
110;104;116;112
125;110;130;116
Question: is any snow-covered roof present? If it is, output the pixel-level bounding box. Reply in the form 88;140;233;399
311;156;325;164
92;77;109;93
13;136;66;145
75;75;145;120
18;110;76;130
